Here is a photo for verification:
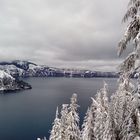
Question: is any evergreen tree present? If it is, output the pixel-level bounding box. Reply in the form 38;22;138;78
96;82;109;110
60;104;69;140
81;83;114;140
64;93;81;140
94;83;112;140
81;98;98;140
118;0;140;81
117;0;140;139
110;78;135;139
49;107;61;140
81;107;93;140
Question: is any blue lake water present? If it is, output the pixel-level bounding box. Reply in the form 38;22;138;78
0;77;118;140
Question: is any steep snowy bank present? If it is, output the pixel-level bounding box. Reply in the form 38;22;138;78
0;70;31;92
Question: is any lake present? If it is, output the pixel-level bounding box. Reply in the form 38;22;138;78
0;77;118;140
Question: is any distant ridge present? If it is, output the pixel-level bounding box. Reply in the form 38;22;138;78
0;60;119;78
0;60;37;70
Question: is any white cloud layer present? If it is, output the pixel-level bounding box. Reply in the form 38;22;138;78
0;0;129;71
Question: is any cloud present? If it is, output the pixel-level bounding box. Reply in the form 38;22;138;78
0;0;129;71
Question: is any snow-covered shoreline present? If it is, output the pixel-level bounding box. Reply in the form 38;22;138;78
0;60;118;78
0;69;31;93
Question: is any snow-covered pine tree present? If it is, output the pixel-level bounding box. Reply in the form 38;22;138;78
49;107;61;140
81;82;114;140
117;0;140;139
60;104;69;140
81;98;98;140
100;83;114;140
96;82;109;111
81;107;93;140
94;83;112;140
118;0;140;79
64;93;81;140
110;79;137;140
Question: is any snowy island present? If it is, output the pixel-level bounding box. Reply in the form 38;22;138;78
0;70;31;92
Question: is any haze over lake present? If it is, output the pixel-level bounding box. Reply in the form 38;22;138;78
0;78;117;140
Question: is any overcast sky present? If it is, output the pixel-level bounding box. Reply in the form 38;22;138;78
0;0;130;71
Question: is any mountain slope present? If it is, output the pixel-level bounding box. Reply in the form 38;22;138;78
0;60;118;78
